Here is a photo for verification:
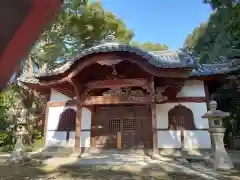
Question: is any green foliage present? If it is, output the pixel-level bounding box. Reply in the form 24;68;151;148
0;86;17;124
27;1;133;71
0;132;10;146
203;0;238;9
0;86;18;150
184;4;240;63
29;129;43;140
214;78;240;146
131;42;168;51
68;2;133;47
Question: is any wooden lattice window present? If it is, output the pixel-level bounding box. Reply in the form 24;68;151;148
123;119;136;130
168;105;196;130
109;119;121;132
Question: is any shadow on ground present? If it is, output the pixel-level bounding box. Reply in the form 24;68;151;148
0;150;240;180
0;162;239;180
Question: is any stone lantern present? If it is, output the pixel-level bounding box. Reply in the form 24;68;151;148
7;108;30;164
202;100;234;170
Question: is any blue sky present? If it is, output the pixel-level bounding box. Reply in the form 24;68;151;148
99;0;212;50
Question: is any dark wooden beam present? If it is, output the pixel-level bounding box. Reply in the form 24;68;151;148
47;100;77;107
83;95;152;105
204;82;210;110
157;97;207;103
46;96;208;107
149;76;158;153
75;106;82;150
86;78;148;90
53;87;75;98
69;78;85;150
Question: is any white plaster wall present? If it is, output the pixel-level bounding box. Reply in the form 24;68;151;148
81;107;92;130
177;80;205;97
156;102;211;149
50;89;72;102
46;131;67;147
68;131;75;146
183;130;211;149
80;131;91;147
156;102;209;129
158;131;181;148
78;107;92;148
46;105;77;147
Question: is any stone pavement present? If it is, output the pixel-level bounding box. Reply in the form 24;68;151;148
41;150;220;180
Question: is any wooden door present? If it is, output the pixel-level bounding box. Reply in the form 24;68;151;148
122;106;138;149
92;106;119;149
92;105;152;149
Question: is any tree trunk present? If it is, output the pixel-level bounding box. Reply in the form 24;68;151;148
28;55;34;75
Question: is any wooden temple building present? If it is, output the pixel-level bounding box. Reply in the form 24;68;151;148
20;37;240;154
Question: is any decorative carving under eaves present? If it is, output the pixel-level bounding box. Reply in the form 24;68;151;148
162;84;183;100
97;59;122;66
155;82;184;102
105;64;125;80
156;87;168;103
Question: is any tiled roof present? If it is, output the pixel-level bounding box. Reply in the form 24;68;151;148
19;59;240;84
18;38;240;84
34;41;196;78
190;59;240;77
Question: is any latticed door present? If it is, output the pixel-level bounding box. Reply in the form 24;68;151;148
93;105;152;149
122;106;138;149
92;106;119;149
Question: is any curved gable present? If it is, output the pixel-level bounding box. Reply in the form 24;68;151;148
35;42;196;78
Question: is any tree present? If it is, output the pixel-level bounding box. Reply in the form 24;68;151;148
203;0;238;9
18;1;133;75
184;3;240;63
131;42;168;51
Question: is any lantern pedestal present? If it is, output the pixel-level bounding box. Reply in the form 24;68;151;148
8;134;30;164
209;128;234;170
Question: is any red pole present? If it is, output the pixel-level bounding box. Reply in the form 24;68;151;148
0;0;62;91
